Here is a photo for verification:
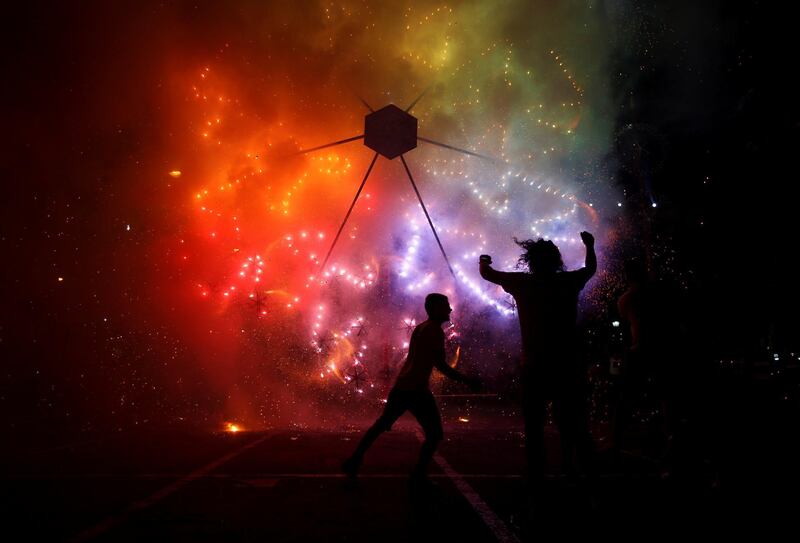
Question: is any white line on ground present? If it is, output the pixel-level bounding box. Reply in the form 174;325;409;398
414;429;521;543
68;433;270;542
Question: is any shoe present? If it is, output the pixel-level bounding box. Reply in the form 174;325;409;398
341;455;361;479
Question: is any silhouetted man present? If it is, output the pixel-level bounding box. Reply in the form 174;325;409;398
614;258;684;466
342;293;481;484
479;232;596;483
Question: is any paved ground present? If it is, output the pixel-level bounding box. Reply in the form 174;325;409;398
2;396;794;541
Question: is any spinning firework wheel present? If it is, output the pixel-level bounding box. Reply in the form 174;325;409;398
398;317;416;336
248;290;268;317
296;92;493;279
313;330;336;354
344;358;370;392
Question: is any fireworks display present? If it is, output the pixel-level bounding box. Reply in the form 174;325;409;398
169;2;619;424
6;1;631;431
5;6;795;537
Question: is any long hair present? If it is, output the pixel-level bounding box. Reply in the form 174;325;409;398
514;237;564;274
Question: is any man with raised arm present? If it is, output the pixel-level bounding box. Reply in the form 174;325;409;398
479;232;597;485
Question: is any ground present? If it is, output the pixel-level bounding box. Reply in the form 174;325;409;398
1;394;793;541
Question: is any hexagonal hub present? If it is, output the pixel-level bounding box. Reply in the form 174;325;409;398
364;104;418;159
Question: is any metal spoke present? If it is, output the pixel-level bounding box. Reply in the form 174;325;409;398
296;135;364;155
405;86;430;113
400;155;456;279
319;153;380;273
418;136;494;160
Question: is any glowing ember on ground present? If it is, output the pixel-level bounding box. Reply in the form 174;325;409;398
225;422;243;433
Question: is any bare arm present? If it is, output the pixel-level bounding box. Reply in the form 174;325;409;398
479;255;520;286
435;358;471;383
432;334;480;388
582;231;597;277
572;231;597;285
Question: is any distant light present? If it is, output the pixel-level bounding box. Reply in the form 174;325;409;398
651;202;658;208
612;320;620;328
57;277;64;282
169;170;182;178
617;202;622;207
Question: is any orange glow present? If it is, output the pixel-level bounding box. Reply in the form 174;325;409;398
449;345;461;368
225;422;243;433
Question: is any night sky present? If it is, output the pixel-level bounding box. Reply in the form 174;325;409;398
1;1;792;437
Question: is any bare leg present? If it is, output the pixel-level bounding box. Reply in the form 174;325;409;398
408;391;444;477
343;389;406;477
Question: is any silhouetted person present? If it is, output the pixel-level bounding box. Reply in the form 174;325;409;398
342;293;481;485
479;232;597;484
614;258;684;467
